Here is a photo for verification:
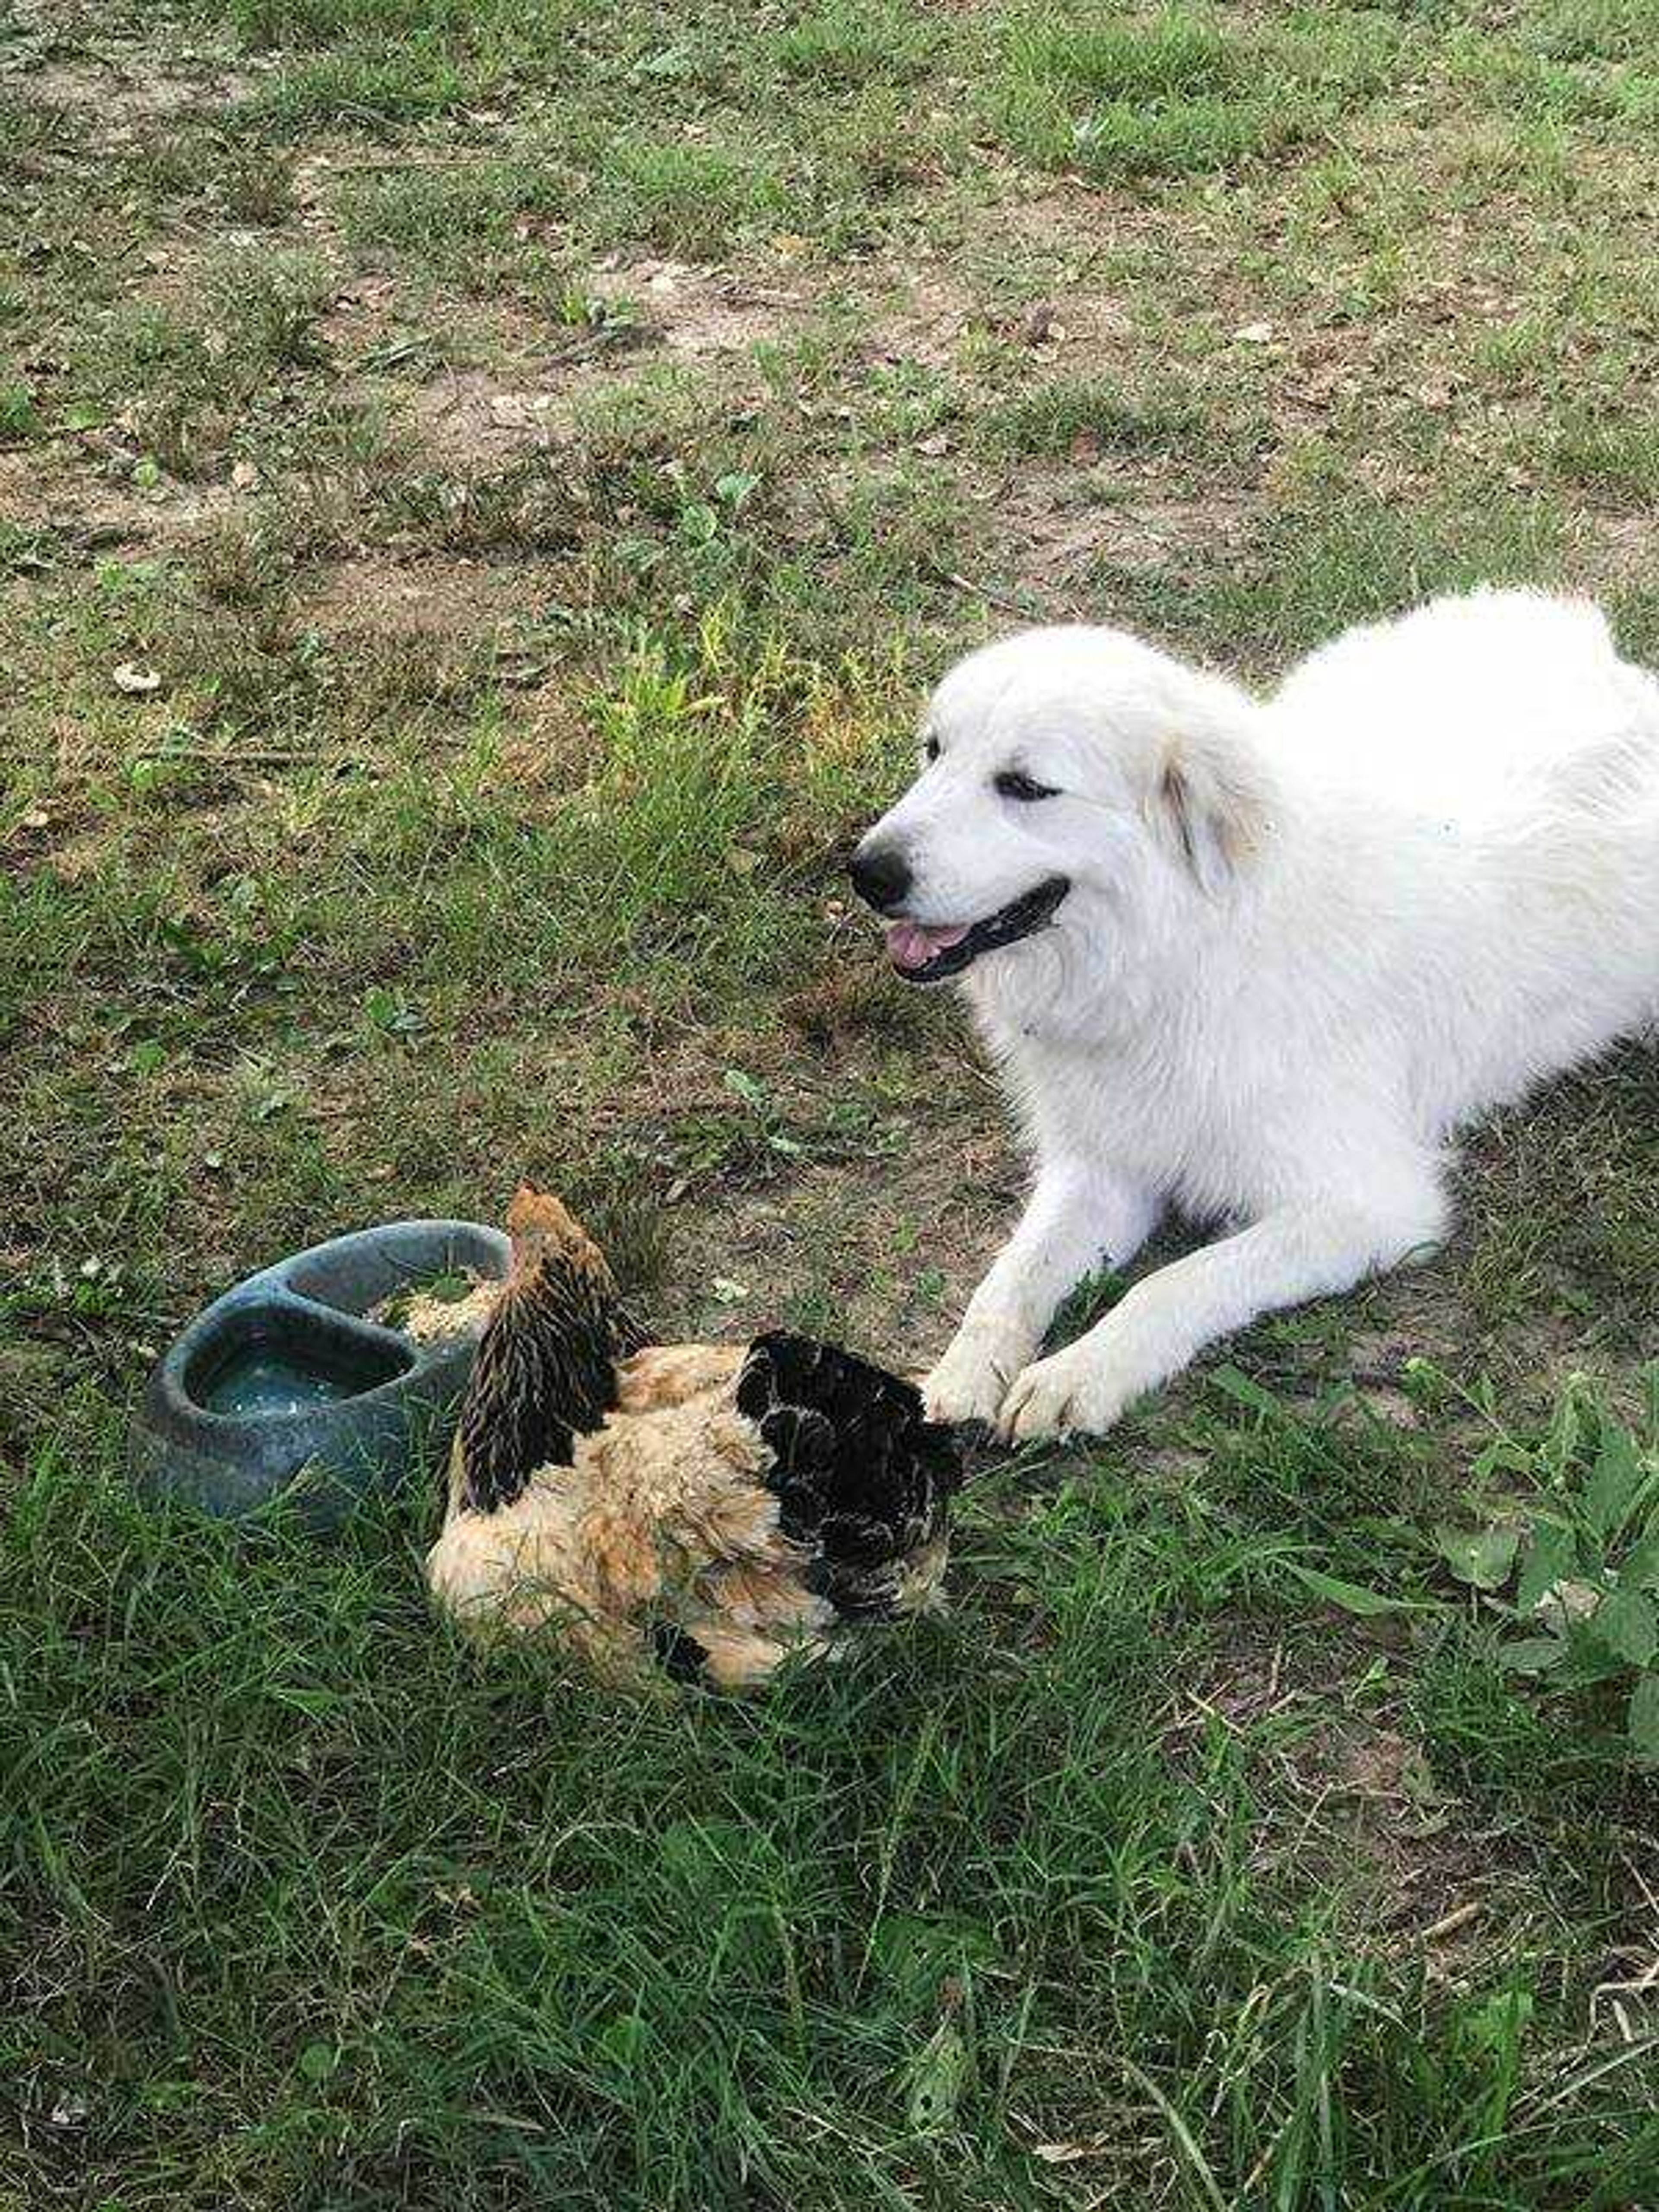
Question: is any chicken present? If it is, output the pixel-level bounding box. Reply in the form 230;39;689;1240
426;1185;963;1689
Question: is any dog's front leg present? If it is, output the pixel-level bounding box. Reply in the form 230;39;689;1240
998;1186;1447;1443
924;1162;1160;1426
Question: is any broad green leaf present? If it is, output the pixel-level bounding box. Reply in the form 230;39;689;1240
1585;1424;1642;1541
1460;1986;1534;2056
362;985;420;1035
1436;1523;1520;1592
1516;1524;1578;1615
1621;1526;1659;1592
271;1686;341;1719
1592;1587;1657;1668
1280;1560;1430;1618
1629;1675;1659;1759
1209;1366;1282;1417
599;2015;648;2068
1498;1637;1567;1675
906;2020;967;2133
1543;1379;1594;1483
634;42;696;76
657;1816;771;1891
723;1068;768;1113
1471;1439;1537;1482
873;1913;995;2003
1558;1621;1630;1685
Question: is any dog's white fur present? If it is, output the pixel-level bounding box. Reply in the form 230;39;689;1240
859;589;1659;1440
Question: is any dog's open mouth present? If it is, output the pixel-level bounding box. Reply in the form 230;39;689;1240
884;876;1071;984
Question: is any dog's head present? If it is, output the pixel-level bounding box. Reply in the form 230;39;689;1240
849;625;1272;994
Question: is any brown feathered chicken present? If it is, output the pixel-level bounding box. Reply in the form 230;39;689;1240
426;1186;963;1690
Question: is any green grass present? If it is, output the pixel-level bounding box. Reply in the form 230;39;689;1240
6;0;1659;2201
1091;491;1571;670
6;1389;1656;2209
229;41;488;129
775;0;943;84
985;376;1207;459
223;0;525;38
337;163;556;251
585;137;796;257
986;6;1399;179
1551;405;1659;501
0;380;42;440
1525;0;1659;62
70;251;332;476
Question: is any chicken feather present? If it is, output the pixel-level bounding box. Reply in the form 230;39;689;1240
427;1186;963;1689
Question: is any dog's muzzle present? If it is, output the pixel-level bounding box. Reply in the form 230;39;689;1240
882;876;1071;984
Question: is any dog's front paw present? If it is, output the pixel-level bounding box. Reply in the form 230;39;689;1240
998;1342;1135;1444
923;1329;1022;1429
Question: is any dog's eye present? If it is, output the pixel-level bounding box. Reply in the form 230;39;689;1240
922;734;940;764
994;769;1059;802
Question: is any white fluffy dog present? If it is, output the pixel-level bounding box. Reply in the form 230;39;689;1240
848;589;1659;1442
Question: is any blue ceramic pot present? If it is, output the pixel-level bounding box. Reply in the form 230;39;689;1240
129;1219;509;1525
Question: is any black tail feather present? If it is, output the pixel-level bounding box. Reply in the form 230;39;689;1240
736;1332;962;1621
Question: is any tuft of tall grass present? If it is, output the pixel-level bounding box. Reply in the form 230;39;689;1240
987;5;1401;179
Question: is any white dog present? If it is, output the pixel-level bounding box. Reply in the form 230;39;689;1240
849;589;1659;1442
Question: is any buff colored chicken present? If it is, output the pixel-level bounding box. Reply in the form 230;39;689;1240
427;1186;963;1689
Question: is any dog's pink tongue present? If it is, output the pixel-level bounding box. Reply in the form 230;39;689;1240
886;920;970;972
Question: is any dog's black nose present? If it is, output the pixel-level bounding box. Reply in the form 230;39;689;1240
848;839;913;915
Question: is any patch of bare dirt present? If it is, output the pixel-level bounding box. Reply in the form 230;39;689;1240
403;369;570;467
4;38;259;145
392;304;787;471
589;256;805;359
1170;1629;1507;1961
1343;1329;1424;1430
968;478;1259;613
645;1098;1013;1372
303;556;542;643
328;259;813;475
840;238;1135;378
1576;513;1659;593
0;448;240;559
313;271;404;354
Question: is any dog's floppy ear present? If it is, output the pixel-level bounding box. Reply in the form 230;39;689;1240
1150;729;1269;896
